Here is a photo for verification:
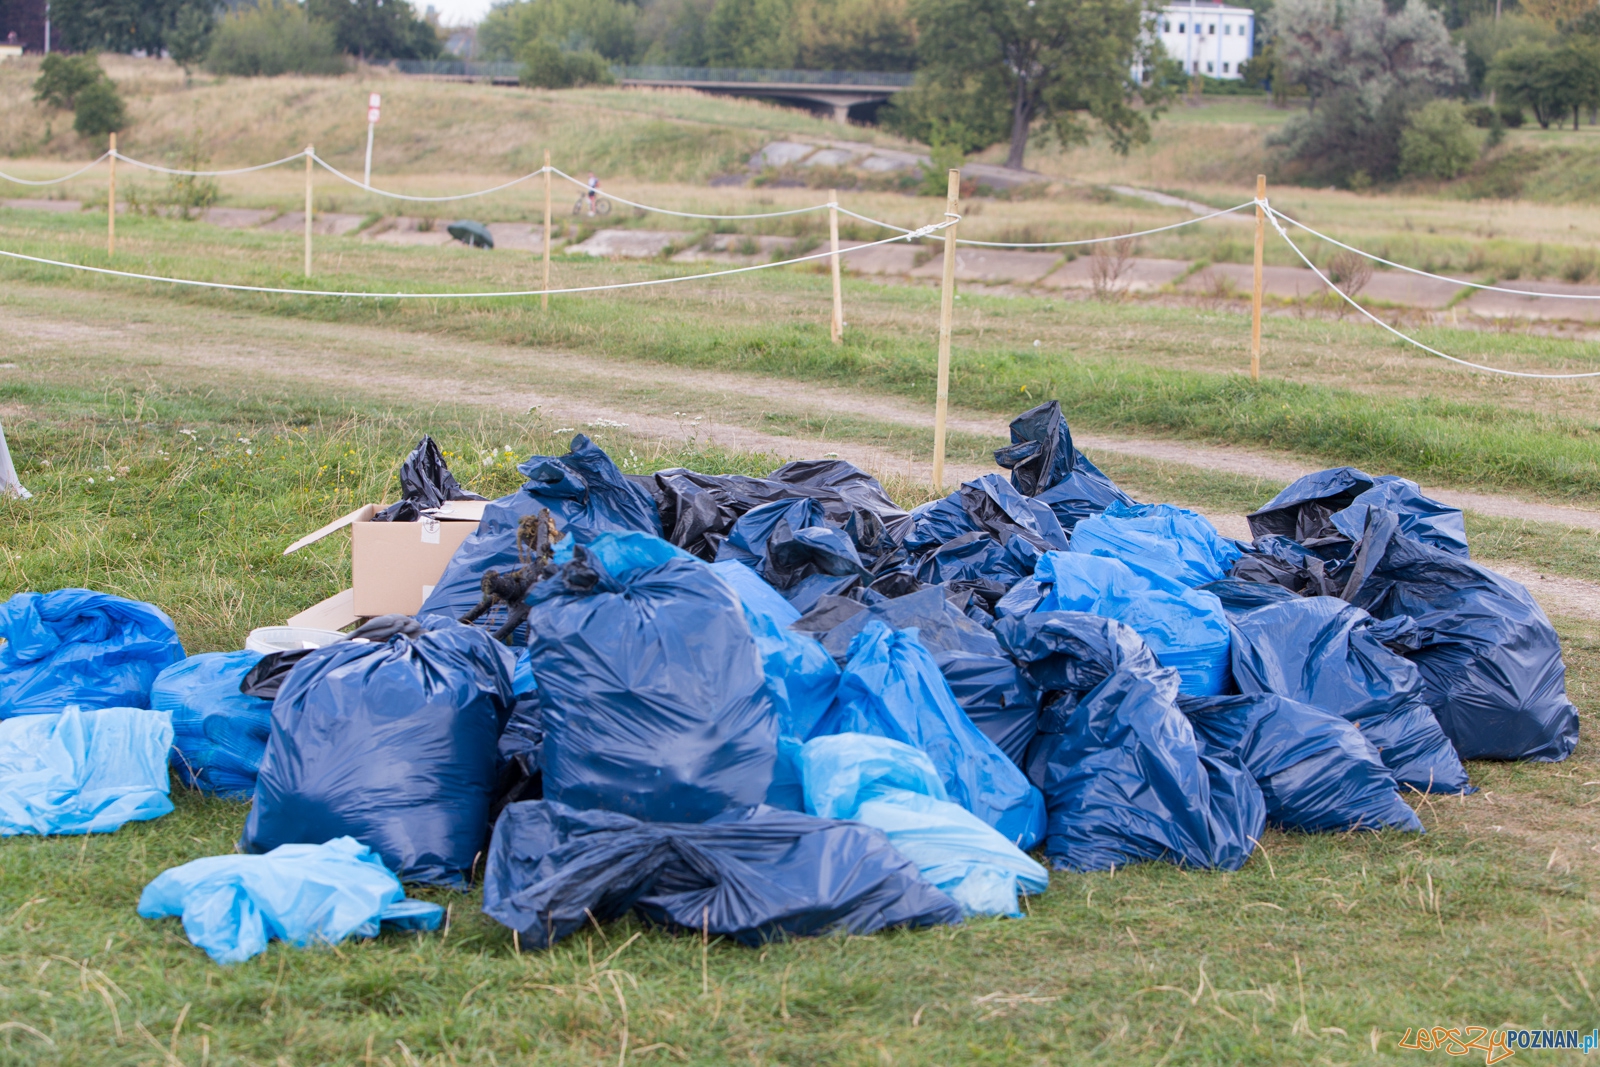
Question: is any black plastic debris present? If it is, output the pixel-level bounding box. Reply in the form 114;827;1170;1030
1212;581;1471;793
997;612;1263;872
908;474;1070;556
448;220;494;248
1341;509;1578;762
482;800;962;949
1231;535;1348;597
992;399;1136;531
525;533;778;822
1181;693;1423;834
241;617;517;886
371;436;485;523
420;435;662;632
1247;467;1468;558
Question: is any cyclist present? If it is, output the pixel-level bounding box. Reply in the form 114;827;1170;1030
586;173;600;217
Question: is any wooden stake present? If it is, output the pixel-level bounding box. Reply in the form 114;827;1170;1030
931;168;960;492
304;146;314;278
1251;173;1265;382
829;188;843;343
106;132;115;258
542;149;552;310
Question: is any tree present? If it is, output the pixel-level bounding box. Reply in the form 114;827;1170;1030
167;4;215;80
479;0;639;62
1520;0;1597;28
1456;13;1552;95
33;53;104;109
205;0;347;76
893;0;1171;171
72;77;127;137
1489;40;1600;127
305;0;442;60
519;35;614;85
1398;98;1484;178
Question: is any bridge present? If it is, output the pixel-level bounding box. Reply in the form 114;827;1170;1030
390;62;914;123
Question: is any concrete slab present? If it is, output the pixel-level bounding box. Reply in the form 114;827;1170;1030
1178;262;1322;300
569;228;691;258
485;222;552;252
671;233;797;263
373;229;454;246
1041;256;1189;292
804;148;858;168
836;240;920;275
199;207;276;229
966;162;1050;191
750;141;815;168
1464;279;1600;322
908;248;1060;284
859;154;915;173
3;198;82;212
1360;271;1468;308
260;211;365;236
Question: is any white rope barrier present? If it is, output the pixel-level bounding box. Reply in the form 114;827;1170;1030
314;154;552;202
0;216;956;299
547;166;834;220
1264;202;1600;381
0;153;111;186
111;150;308;177
837;202;1256;248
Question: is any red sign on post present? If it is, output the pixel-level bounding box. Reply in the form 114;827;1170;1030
367;93;381;124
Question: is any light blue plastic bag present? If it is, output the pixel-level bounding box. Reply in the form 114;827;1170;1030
1069;502;1242;587
1034;552;1231;696
800;733;1048;917
138;836;445;964
152;652;272;799
0;705;174;835
814;622;1045;849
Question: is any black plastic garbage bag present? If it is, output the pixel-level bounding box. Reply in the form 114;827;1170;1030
525;532;778;822
1248;467;1468;558
1181;694;1422;834
1007;614;1263;872
908;474;1070;555
241;618;517;887
994;400;1076;497
419;435;662;630
767;459;915;547
810;587;1040;767
482;800;962;949
372;436;485;523
714;500;872;611
1215;583;1471;793
1231;535;1347;597
913;531;1040;601
634;469;779;559
1342;509;1578;762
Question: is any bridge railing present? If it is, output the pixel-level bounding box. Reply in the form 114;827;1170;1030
389;60;521;77
612;65;915;87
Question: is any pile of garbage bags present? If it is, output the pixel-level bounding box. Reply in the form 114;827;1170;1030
1;399;1582;963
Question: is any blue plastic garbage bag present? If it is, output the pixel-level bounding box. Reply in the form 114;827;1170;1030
493;648;545;821
992;400;1135;530
0;705;174;835
711;560;840;811
995;610;1164;695
799;733;1048;917
1036;451;1137;533
0;589;185;717
482;800;962;949
419;434;661;630
1181;694;1422;834
139;837;444;965
810;587;1040;767
241;618;517;886
1231;535;1347;597
813;621;1045;848
1217;585;1470;793
914;531;1040;599
716;498;826;573
1033;552;1232;696
526;533;778;822
1070;502;1242;587
151;652;272;799
908;474;1070;555
1247;467;1468;558
1022;637;1263;872
1342;509;1577;762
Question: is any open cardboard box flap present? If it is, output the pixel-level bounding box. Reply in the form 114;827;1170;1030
282;499;488;556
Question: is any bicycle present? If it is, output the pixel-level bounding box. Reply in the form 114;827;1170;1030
572;194;612;217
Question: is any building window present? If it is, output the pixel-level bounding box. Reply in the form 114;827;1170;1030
1178;21;1185;31
1206;60;1213;72
1208;23;1215;33
1222;61;1230;72
1163;20;1171;30
1223;24;1231;33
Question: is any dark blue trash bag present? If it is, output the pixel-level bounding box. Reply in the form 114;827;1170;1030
913;531;1040;602
526;532;778;823
811;586;1040;768
0;589;186;717
1213;582;1471;793
419;435;662;629
1180;693;1422;834
482;800;962;949
907;474;1070;555
1247;467;1468;558
1069;502;1242;588
152;651;273;799
1342;509;1578;763
992;400;1136;531
1003;612;1262;872
241;618;517;886
814;620;1045;848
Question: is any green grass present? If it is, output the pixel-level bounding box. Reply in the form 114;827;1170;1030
3;380;1600;1066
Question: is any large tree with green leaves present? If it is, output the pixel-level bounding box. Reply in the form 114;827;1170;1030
892;0;1171;171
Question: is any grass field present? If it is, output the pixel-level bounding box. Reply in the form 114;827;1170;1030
2;376;1599;1067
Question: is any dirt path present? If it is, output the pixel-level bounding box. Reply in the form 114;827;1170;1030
6;286;1599;623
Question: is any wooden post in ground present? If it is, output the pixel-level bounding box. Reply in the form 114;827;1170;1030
931;168;961;493
304;146;314;278
1251;173;1265;382
829;189;843;343
542;149;552;310
106;132;115;258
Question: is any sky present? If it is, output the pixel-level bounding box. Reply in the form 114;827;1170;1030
422;0;492;31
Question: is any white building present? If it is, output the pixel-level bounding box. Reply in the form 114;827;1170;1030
1149;1;1257;80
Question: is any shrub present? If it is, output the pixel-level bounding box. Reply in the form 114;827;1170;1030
206;0;347;77
33;53;104;110
518;37;614;88
1399;99;1486;180
71;78;127;138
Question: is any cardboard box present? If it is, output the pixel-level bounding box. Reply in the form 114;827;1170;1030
282;499;487;628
